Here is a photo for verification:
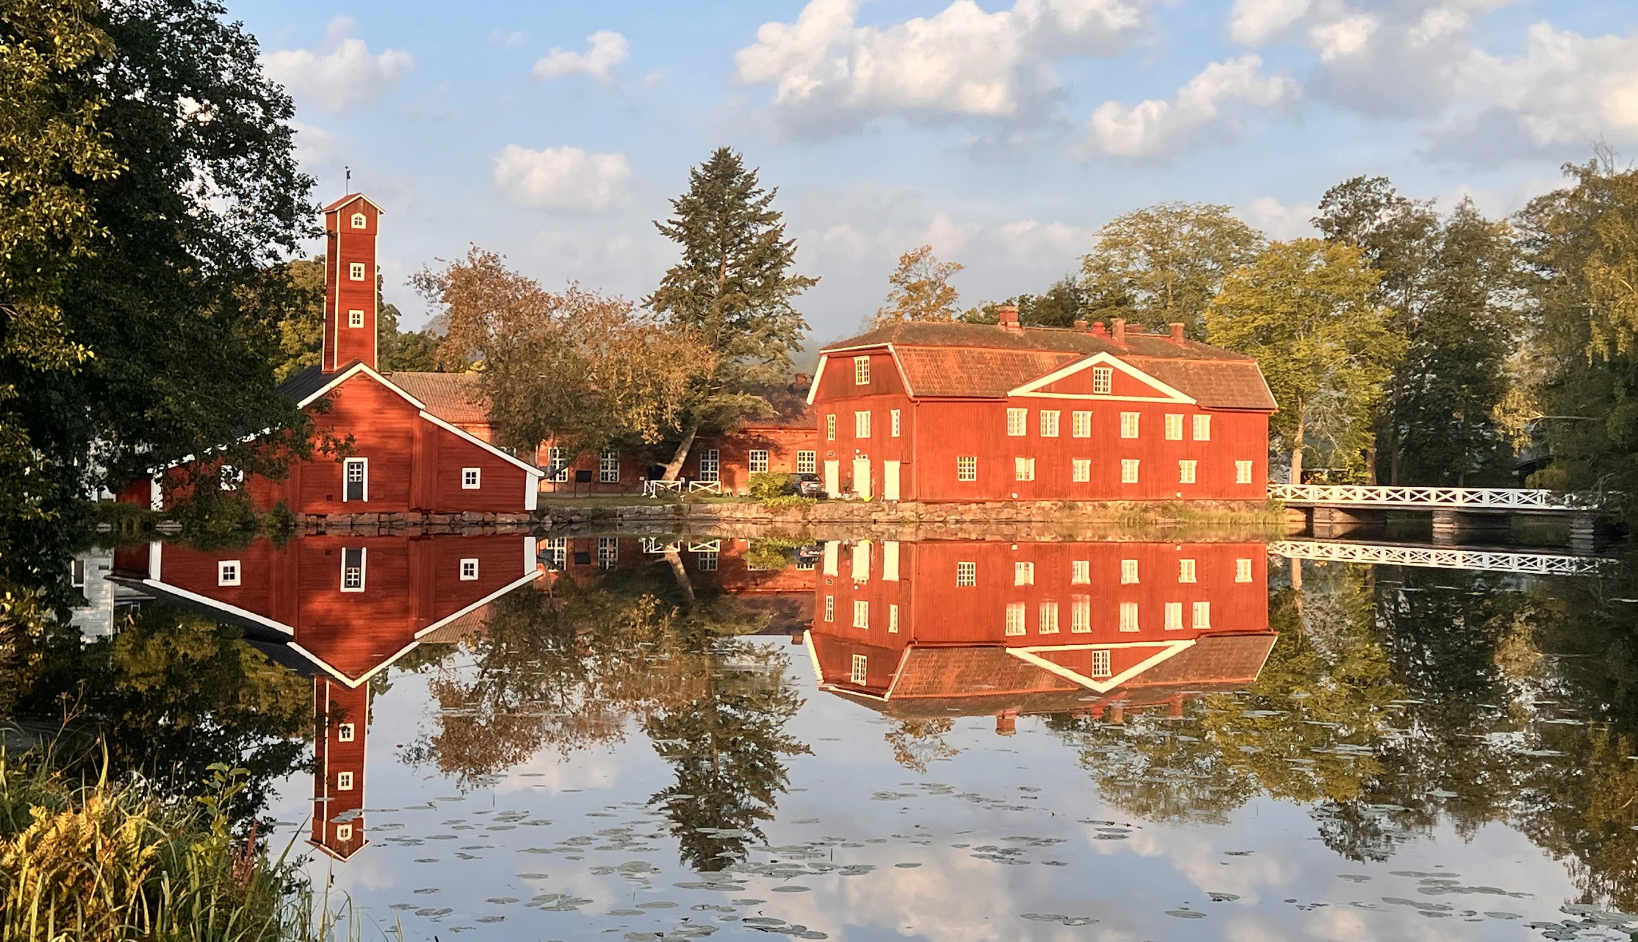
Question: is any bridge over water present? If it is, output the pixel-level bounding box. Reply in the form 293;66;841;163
1267;539;1605;575
1270;484;1608;552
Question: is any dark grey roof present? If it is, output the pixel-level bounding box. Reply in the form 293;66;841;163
278;362;362;404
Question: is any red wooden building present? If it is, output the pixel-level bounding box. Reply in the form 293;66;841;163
111;532;541;859
807;312;1277;502
124;194;541;515
806;538;1275;724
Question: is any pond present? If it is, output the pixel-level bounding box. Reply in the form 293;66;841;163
28;529;1638;941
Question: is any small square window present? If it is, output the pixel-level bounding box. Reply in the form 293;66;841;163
1039;411;1060;437
1121;559;1139;584
1120;412;1139;438
1193;414;1212;441
461;467;481;489
217;560;241;587
749;450;770;473
1092;367;1113;395
1015;457;1035;481
855;411;871;438
1038;602;1059;634
854;356;871;385
1119;601;1139;632
1006;408;1028;436
1005;602;1027;636
350;212;366;229
956;561;976;587
336;823;354;841
853;599;869;629
850;654;868;684
1165;414;1184;440
460;558;479;581
1072;458;1091;482
956;456;977;481
1072;411;1092;437
1236;460;1255;484
1071;560;1090;584
337;723;355;743
1179;460;1197;484
349;262;366;281
1165;601;1184;630
1015;561;1034;585
796;450;816;474
1236;558;1253;582
348;309;364;328
337;771;354;791
1090;650;1112;678
1179;559;1197;583
1121;458;1140;483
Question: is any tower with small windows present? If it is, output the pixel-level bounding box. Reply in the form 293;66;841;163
322;194;384;373
311;678;369;860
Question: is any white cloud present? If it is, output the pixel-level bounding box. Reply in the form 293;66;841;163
289;120;344;167
530;31;629;83
489;29;528;48
1228;0;1310;46
492;145;632;212
260;16;414;115
996;219;1095;263
1241;196;1318;239
1455;23;1638;148
733;0;1151;137
1087;55;1300;157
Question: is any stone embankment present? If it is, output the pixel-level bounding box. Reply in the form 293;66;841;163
297;511;533;535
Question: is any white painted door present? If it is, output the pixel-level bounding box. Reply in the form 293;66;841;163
824;460;840;498
852;458;871;500
883;460;901;501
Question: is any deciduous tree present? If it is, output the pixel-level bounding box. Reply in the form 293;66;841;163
871;245;962;326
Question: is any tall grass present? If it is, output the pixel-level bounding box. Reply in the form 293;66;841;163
0;746;375;942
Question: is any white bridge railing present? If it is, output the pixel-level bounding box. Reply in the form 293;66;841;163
1269;483;1601;511
639;479;722;499
1268;540;1604;575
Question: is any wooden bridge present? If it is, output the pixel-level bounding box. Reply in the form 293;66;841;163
1267;539;1605;575
1269;484;1608;551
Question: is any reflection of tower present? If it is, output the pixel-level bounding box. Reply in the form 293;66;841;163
311;678;369;860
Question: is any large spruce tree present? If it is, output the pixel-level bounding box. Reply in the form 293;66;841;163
646;148;815;478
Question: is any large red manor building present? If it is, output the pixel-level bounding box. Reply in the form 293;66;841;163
808;313;1277;502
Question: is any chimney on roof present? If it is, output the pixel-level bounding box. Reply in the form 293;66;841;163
996;304;1022;331
995;710;1018;736
1073;319;1088;331
1092;321;1107;337
1169;322;1185;346
321;193;382;373
1111;318;1126;345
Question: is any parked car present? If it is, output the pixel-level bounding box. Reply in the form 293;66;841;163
795;472;824;498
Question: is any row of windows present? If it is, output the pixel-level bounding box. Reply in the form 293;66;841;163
949;556;1254;588
546;449;819;482
215;553;485;589
1007;408;1211;441
954;456;1255;484
824;597;903;633
827;410;903;440
1005;600;1212;635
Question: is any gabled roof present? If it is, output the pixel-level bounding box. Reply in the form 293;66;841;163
740;379;815;429
820;321;1276;411
387;371;490;426
322;193;385;215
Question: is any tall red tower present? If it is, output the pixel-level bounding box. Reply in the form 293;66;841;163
310;678;369;860
321;194;384;373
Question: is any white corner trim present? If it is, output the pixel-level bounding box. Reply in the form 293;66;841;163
1006;352;1196;405
886;343;916;399
416;409;544;478
805;356;828;406
412;567;543;640
802;629;824;681
881;644;916;701
139;578;295;637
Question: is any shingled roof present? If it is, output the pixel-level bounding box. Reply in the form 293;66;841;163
821;321;1277;411
387;371;490;426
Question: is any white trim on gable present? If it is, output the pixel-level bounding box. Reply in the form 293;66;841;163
806;355;828;406
323;193;387;216
295;362;427;411
1007;352;1196;405
136;577;295;638
1005;640;1196;694
416;409;545;480
413;567;542;641
886;343;917;398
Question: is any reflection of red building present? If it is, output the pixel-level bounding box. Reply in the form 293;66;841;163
807;540;1274;722
112;533;540;859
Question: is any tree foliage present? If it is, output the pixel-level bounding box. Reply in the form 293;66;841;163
871;245;962;327
267;256;429;381
1081;202;1265;338
1207;239;1403;482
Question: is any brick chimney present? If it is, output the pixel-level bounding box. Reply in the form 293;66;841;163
995;709;1018;736
1073;319;1088;331
1169;322;1185;346
321;193;384;373
1092;321;1107;337
996;304;1022;331
1111;318;1126;345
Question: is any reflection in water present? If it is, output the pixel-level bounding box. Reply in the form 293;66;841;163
19;531;1638;936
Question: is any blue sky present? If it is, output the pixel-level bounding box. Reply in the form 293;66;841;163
234;0;1638;346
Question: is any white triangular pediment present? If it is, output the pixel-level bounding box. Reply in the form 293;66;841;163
1007;352;1195;405
1006;639;1195;693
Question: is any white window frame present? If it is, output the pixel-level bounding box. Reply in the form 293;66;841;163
956;456;977;482
1072;410;1092;437
217;560;240;587
854;356;871;385
826;415;836;441
1071;560;1090;584
1179;460;1197;485
1165;413;1184;440
461;467;481;489
337;723;355;743
1165;601;1184;630
348;262;366;281
336;824;354;842
597;536;619;571
1072;458;1091;483
850;654;868;684
1014;561;1034;585
546;446;570;483
825;596;835;622
890;409;901;437
1193;414;1212;441
698;550;718;571
459;558;479;581
1092;367;1113;395
337;771;354;791
1236;558;1253;583
1236;460;1254;484
342;457;368;502
853;599;870;629
698;449;720;483
1038;602;1059;635
796;450;816;474
854;411;871;438
1179;559;1197;583
1005;602;1027;636
1090;649;1112;678
348;309;364;329
1006;408;1028;437
1040;411;1060;437
748;450;770;473
1121;559;1139;584
1120;412;1140;439
1193;601;1211;629
541;537;567;571
1071;596;1091;633
1121;459;1140;483
956;561;976;587
888;604;899;633
350;212;366;229
1015;456;1035;481
600;450;620;483
340;547;367;593
1119;601;1139;632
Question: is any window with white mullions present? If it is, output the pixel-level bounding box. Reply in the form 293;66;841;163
698;449;720;483
541;538;566;571
546;447;570;482
1092;367;1113;395
343;458;367;502
340;547;366;592
749;450;769;473
796;450;816;474
600;450;620;483
850;654;868;684
597;537;618;570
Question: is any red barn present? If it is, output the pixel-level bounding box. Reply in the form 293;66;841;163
124;193;542;515
806;538;1275;722
807;312;1276;502
111;531;541;860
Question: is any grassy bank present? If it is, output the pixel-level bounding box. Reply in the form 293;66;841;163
0;745;366;942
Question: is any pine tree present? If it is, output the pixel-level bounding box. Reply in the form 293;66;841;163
646;148;815;479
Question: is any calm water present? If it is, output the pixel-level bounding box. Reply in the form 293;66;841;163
33;531;1638;940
